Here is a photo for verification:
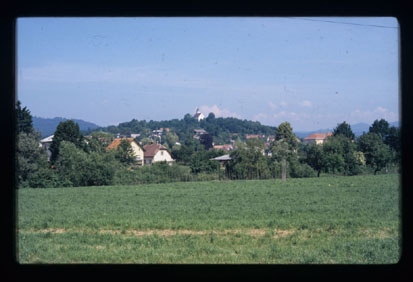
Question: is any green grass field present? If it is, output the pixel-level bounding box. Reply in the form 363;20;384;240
16;174;401;264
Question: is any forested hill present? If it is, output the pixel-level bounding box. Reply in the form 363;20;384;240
33;117;100;138
93;113;276;143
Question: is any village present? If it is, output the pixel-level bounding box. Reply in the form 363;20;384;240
38;108;333;167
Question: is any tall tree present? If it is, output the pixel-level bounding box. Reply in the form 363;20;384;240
275;122;298;151
369;119;390;140
49;120;85;163
16;100;33;134
270;139;291;181
357;132;392;174
17;131;49;186
199;133;213;150
305;143;325;177
322;136;345;176
333;121;355;140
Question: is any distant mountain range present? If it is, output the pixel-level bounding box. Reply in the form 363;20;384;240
33;117;101;138
294;121;399;139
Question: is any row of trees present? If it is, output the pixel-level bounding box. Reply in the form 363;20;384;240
16;101;400;188
223;120;400;181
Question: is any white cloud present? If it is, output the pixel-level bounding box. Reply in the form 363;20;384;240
279;101;288;107
349;107;398;123
299;100;312;107
199;105;241;119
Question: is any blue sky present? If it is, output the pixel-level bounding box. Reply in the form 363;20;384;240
17;17;399;131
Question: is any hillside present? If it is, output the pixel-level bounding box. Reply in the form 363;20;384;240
33;116;100;138
95;115;276;144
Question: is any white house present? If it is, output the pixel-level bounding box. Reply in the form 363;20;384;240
143;143;174;165
40;135;54;160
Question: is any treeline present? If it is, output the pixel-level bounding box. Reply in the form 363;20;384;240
16;101;400;188
224;120;400;180
93;112;276;145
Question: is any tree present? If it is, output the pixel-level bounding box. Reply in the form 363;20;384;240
228;139;270;180
333;121;355;140
115;139;136;166
384;126;400;162
270;139;291;181
275;122;298;151
16;131;49;186
162;131;179;149
54;141;118;186
87;131;114;153
54;141;89;186
322;136;345;176
305;143;325;177
206;112;216;122
369;119;390;140
49;120;85;163
16;100;34;134
199;133;213;150
357;132;392;174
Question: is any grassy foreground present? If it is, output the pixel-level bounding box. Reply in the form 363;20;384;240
16;174;401;264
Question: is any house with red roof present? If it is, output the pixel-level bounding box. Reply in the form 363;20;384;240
303;132;333;145
143;143;174;165
106;138;145;166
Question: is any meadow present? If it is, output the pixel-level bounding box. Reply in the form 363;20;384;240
16;174;401;264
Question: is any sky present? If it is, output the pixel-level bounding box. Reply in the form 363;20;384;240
17;17;399;131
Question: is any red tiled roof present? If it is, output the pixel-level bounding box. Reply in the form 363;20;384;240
304;132;332;140
213;144;233;151
106;138;135;150
143;144;168;157
246;134;261;139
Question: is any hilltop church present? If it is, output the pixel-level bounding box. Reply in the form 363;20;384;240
193;108;205;121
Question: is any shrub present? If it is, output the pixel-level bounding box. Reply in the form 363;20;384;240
289;161;316;178
28;168;68;188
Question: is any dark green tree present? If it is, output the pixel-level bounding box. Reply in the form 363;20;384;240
369;119;390;140
333;121;355;140
357;132;392;174
199;133;213;150
17;131;49;186
322;136;345;176
305;143;325;177
115;139;136;166
49;120;85;163
206;112;216;122
16;100;34;134
228;139;270;180
55;141;118;187
384;126;401;163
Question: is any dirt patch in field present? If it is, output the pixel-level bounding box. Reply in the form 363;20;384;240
273;229;295;239
358;227;397;239
21;228;294;238
25;228;67;234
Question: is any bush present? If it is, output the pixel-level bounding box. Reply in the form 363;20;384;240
289;161;316;178
54;141;119;187
113;163;195;185
28;168;70;188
